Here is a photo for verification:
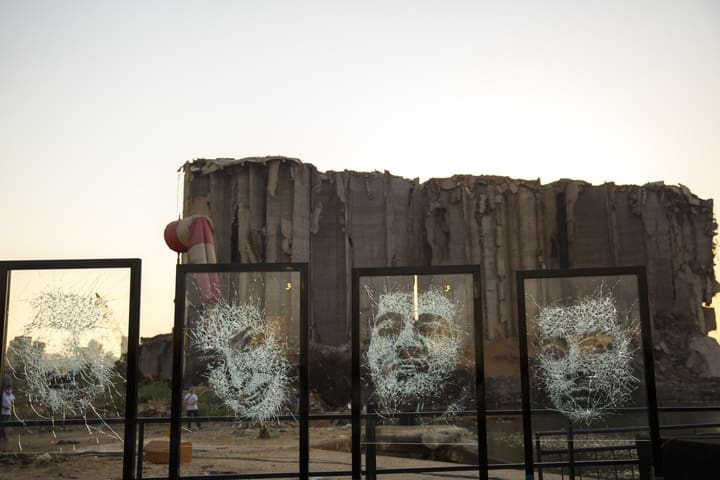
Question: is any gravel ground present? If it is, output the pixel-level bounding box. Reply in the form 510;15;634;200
0;423;565;480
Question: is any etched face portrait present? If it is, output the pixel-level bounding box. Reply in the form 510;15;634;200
193;301;291;420
535;292;638;424
8;288;123;418
366;289;461;407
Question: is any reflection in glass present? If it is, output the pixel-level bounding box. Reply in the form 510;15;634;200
8;288;124;425
4;270;129;435
1;265;135;479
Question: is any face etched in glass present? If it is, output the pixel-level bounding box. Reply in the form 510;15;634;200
367;289;460;408
535;292;638;424
8;288;123;419
193;301;291;420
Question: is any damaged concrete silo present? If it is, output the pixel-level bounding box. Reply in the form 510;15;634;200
179;156;720;407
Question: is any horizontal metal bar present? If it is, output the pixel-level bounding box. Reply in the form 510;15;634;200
5;416;720;430
362;465;481;474
535;459;643;468
304;471;353;477
7;405;718;429
487;463;532;470
536;422;720;437
657;406;720;412
655;422;720;431
0;418;128;427
540;445;636;455
0;258;141;270
175;473;303;480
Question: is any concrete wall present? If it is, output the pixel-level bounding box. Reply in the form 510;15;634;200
181;157;719;352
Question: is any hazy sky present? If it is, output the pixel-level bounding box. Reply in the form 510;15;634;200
1;1;719;337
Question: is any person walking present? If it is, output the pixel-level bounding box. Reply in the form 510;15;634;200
183;387;200;430
1;387;15;440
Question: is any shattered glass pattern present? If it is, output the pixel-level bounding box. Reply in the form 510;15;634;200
365;288;463;411
534;289;638;424
7;288;124;426
192;301;292;421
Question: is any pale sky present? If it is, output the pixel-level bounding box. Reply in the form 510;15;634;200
1;1;719;338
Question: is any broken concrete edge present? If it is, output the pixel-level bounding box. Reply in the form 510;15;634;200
181;157;716;202
688;335;720;377
183;156;428;185
182;156;303;175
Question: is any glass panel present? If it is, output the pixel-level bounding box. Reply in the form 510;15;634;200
487;466;532;479
358;273;479;474
654;299;720;441
308;418;352;476
485;327;524;466
487;413;524;465
1;267;132;478
136;343;172;479
523;274;649;473
179;270;301;477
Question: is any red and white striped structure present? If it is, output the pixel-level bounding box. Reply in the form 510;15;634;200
164;215;220;303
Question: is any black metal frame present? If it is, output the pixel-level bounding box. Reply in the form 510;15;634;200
351;265;487;480
169;263;309;480
516;266;662;479
0;258;142;480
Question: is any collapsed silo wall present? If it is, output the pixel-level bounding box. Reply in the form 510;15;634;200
181;157;719;376
559;181;718;334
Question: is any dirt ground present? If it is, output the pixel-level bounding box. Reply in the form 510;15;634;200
0;422;559;480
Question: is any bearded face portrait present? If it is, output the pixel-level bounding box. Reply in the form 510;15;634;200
366;289;462;410
534;291;638;424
